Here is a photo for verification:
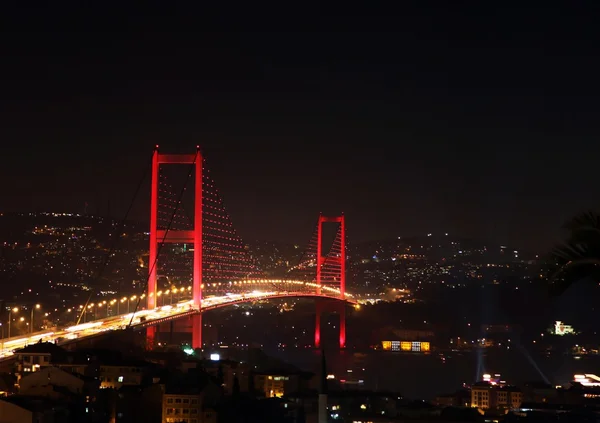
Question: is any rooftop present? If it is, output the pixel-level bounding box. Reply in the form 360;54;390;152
472;381;521;391
16;342;66;356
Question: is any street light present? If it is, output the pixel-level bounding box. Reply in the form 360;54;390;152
128;296;136;313
30;304;40;334
8;307;18;338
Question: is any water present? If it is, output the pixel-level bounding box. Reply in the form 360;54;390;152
265;348;600;400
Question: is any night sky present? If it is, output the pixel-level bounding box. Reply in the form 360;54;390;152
2;3;600;251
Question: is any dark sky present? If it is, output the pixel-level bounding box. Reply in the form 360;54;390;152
1;3;600;251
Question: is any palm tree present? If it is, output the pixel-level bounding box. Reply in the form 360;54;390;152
547;211;600;295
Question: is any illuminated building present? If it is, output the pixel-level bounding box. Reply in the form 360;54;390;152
162;393;217;423
553;321;575;336
13;342;65;386
97;363;146;389
573;374;600;387
256;374;288;398
381;340;430;352
253;371;312;398
471;381;522;411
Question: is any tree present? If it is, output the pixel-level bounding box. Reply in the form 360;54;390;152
232;374;240;398
548;211;600;295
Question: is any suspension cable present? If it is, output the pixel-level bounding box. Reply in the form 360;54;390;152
75;154;152;325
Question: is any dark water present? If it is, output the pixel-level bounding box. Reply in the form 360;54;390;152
264;348;600;400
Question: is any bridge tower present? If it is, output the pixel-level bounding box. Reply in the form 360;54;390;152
148;146;203;349
314;214;346;349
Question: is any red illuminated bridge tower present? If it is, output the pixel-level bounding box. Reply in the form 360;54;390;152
314;214;347;349
147;146;203;349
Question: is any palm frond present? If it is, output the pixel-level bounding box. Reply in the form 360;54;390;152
563;211;600;238
548;256;600;295
551;243;586;261
547;210;600;296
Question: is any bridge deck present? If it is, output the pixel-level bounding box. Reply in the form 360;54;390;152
0;290;354;359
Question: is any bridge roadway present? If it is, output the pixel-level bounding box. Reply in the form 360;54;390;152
0;287;354;359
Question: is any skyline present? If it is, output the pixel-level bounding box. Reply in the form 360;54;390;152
2;3;600;250
0;209;541;256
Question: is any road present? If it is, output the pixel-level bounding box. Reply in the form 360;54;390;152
0;288;353;359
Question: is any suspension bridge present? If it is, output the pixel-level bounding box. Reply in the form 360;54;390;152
0;146;353;357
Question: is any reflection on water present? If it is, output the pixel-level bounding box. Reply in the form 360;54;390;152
265;348;600;400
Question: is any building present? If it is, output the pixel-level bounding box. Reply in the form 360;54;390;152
253;369;313;398
0;396;71;423
161;370;221;423
114;384;164;423
553;320;575;335
53;354;90;377
16;366;102;422
433;389;470;407
380;340;431;352
374;326;434;352
520;381;559;404
200;358;251;395
96;359;149;389
162;392;217;423
19;366;85;398
471;381;522;412
288;390;411;422
56;348;160;390
14;342;67;385
495;386;522;411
